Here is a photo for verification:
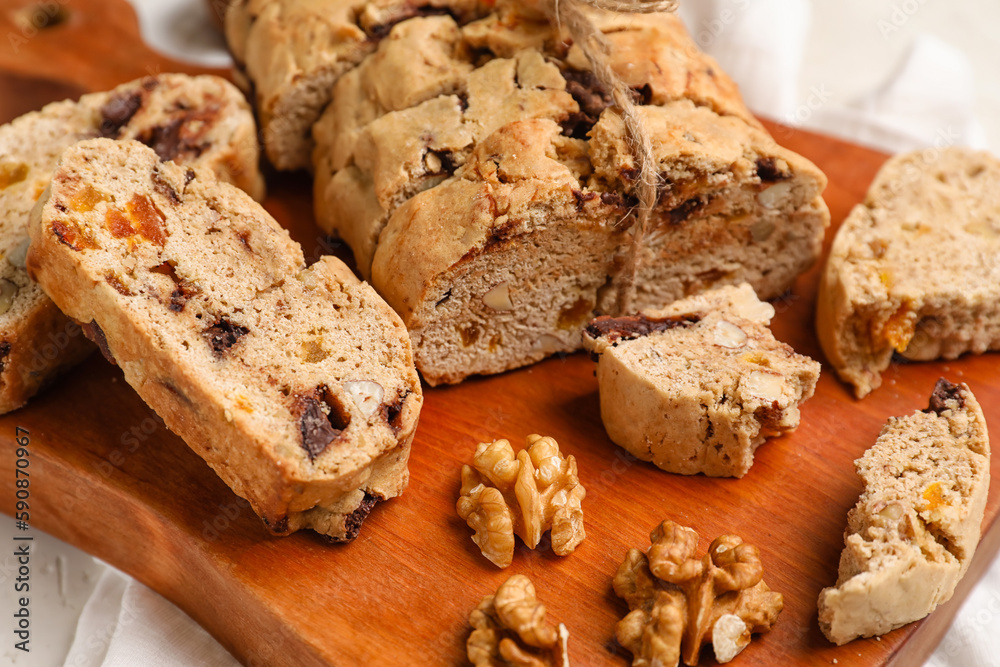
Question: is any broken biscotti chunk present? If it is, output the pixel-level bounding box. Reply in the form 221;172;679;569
26;139;422;541
0;73;264;415
817;147;1000;398
308;1;829;386
457;434;585;568
467;574;570;667
582;284;820;477
614;520;783;667
817;379;990;645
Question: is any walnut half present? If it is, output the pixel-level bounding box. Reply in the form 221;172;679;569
613;521;783;667
467;574;570;667
457;434;586;568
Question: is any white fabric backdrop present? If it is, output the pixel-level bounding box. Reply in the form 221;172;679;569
17;0;998;665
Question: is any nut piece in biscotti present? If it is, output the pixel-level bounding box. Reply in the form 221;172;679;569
457;434;585;568
817;147;1000;398
614;520;783;667
224;0;488;171
817;379;990;645
582;284;820;478
0;73;264;415
467;574;570;667
26;139;421;541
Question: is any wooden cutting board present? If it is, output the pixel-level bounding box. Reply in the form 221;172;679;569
2;1;998;665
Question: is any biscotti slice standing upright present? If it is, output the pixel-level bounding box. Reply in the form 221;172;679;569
817;147;1000;398
0;73;264;414
581;284;820;477
26;139;422;541
224;0;488;170
818;379;990;645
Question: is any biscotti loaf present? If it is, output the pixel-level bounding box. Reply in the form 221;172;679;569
817;379;990;644
0;73;264;414
225;0;487;170
301;2;828;385
312;6;763;278
582;284;820;477
817;147;1000;398
371;107;826;385
26;139;422;541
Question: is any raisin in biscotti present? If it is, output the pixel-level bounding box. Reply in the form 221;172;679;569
582;284;820;477
818;379;990;645
817;147;1000;398
0;74;264;414
224;0;487;171
26;139;421;541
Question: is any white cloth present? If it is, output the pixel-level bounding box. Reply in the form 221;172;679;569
63;569;238;667
57;2;996;666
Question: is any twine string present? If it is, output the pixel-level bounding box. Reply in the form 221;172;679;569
537;0;678;314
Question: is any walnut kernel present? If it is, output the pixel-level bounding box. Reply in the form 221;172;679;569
613;521;783;667
457;435;586;568
713;320;748;349
6;236;29;269
343;380;384;418
0;279;17;315
483;282;515;311
467;575;570;667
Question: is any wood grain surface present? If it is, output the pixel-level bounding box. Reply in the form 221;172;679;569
1;1;998;665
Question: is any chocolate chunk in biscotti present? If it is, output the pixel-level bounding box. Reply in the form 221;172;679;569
26;138;422;541
0;73;265;415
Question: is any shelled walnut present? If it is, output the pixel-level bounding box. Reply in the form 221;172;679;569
613;521;783;666
457;434;586;568
467;575;570;667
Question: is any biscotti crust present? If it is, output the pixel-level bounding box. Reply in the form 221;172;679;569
0;73;264;414
27;139;422;540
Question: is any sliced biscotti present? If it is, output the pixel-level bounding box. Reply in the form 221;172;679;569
817;147;1000;398
312;4;765;277
26;139;422;541
818;379;990;644
581;284;820;477
225;0;487;171
371;101;827;385
0;73;263;414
